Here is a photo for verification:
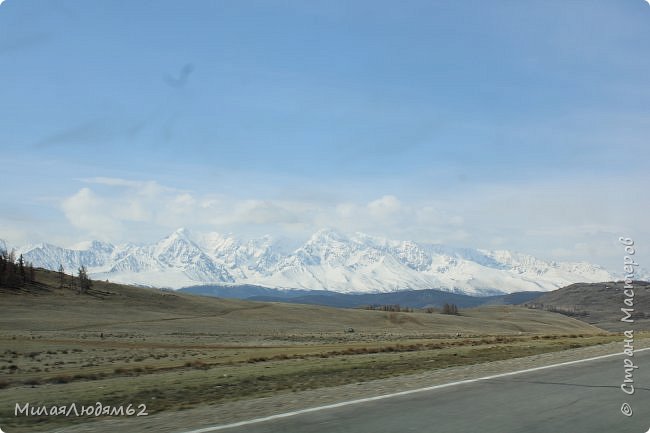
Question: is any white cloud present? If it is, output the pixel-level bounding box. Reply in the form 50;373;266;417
51;172;650;273
235;200;303;225
61;188;123;240
367;195;402;218
335;202;358;219
60;180;192;240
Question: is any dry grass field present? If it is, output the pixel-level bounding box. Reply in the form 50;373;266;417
0;269;620;432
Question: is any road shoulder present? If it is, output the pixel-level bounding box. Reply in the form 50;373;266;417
50;339;650;433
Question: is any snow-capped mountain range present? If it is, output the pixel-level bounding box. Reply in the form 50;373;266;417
13;228;619;296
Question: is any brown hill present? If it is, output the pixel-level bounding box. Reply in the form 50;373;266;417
524;281;650;331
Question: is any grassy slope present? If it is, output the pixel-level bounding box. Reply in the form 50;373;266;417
1;269;602;336
0;269;613;432
525;281;650;331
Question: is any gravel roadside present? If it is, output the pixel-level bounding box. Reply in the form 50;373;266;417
49;339;649;433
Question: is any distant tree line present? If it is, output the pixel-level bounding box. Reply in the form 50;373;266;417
364;304;415;313
0;248;36;288
423;304;460;314
1;246;93;294
525;303;588;317
56;263;93;294
363;304;461;315
441;303;459;315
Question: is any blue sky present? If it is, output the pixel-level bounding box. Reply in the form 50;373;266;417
1;0;649;271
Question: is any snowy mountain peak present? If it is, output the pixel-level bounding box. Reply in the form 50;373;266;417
70;240;115;254
15;228;625;295
164;227;194;243
308;228;349;244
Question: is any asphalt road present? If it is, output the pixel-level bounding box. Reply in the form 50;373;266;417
184;349;650;433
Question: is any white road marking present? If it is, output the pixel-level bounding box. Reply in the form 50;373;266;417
179;347;650;433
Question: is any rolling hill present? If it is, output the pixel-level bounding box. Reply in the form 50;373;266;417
0;268;599;336
524;281;650;331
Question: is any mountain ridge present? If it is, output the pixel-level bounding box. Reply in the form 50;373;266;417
178;284;546;309
10;228;622;295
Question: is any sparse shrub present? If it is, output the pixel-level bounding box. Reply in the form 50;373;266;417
246;357;269;363
51;375;73;384
186;360;210;369
274;354;291;360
